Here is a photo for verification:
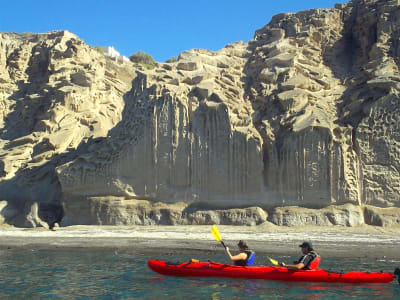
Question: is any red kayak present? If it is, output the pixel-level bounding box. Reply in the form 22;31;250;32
148;260;395;284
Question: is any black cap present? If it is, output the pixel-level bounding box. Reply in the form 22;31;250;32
299;241;312;249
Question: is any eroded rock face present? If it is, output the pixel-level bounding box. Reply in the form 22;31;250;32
363;205;400;227
269;204;364;226
0;31;136;226
1;0;400;227
61;196;268;226
56;42;265;208
246;0;400;207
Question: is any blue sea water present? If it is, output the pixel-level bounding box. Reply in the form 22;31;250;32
0;249;399;299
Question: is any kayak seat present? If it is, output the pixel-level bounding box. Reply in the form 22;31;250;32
247;252;255;266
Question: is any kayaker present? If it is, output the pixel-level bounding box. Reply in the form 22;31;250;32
279;241;320;270
225;240;254;266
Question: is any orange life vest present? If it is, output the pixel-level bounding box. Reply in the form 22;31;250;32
307;255;321;270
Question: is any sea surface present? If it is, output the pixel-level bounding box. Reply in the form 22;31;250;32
0;249;399;299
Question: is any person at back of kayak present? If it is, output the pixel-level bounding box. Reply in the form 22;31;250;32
225;240;255;266
279;241;320;270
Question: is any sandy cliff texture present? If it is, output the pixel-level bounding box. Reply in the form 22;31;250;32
247;0;400;208
1;0;400;227
0;31;136;226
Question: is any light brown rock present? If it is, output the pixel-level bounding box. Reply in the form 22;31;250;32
61;196;268;226
363;205;400;227
270;204;364;226
0;31;136;226
56;42;263;210
1;0;400;227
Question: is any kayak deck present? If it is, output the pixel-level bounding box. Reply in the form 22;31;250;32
148;260;394;284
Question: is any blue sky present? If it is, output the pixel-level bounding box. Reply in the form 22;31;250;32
1;0;347;62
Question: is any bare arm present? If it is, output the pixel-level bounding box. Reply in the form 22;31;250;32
225;247;247;261
279;262;305;270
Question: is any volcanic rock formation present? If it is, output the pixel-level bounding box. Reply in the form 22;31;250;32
0;31;136;226
1;0;400;227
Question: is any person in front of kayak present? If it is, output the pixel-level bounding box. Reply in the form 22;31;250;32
225;240;255;266
279;241;320;270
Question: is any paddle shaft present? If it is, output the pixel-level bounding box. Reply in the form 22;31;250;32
220;240;226;249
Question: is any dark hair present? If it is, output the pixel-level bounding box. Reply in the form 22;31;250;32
237;240;249;250
299;241;313;251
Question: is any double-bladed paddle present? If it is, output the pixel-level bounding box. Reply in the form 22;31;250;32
211;225;279;265
267;256;279;266
211;224;226;249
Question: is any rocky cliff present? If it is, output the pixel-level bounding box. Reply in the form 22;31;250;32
1;0;400;227
0;31;136;226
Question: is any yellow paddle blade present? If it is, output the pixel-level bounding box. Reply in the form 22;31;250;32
211;224;222;242
191;259;199;263
268;257;279;266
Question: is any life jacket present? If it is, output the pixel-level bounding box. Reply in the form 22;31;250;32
247;252;255;266
307;255;321;270
304;251;320;270
234;250;255;266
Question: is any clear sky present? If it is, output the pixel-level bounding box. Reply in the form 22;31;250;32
1;0;347;62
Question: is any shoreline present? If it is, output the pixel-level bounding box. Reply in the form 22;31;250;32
1;224;400;259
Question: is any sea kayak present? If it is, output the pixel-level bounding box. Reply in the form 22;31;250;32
148;260;394;284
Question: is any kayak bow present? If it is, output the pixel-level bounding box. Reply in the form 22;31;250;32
148;260;394;284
